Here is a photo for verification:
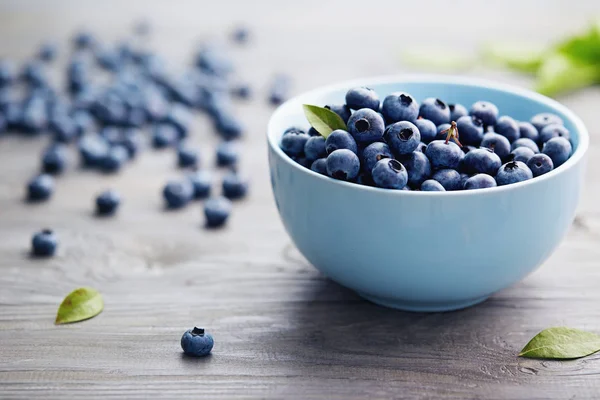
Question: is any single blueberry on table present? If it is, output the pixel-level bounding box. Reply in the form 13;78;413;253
325;129;357;155
449;103;468;121
292;156;311;168
511;147;535;163
432;169;462;191
345;87;380;111
421;179;446;191
361;142;393;173
324;104;351;123
310;158;328;175
455;115;484;146
122;128;142;159
511;138;539;153
326;149;360;181
480;132;511;160
73;31;95;49
38;42;58;62
462;147;501;175
527;153;554;177
31;229;58;257
398;151;431;187
518;121;539;142
542;137;572;167
384;121;421;156
425;140;464;170
41;144;68;175
79;135;110;167
177;144;199;168
214;112;244;140
539;124;570;144
281;129;310;157
381;92;419;123
216;141;238;167
204;197;232;228
419;97;450;126
27;174;54;201
163;180;194;209
152;124;179;149
232;26;250;44
495;161;533;186
347;108;385;145
531;112;563;133
101;145;129;173
181;327;214;357
371;158;408;190
231;83;251;99
304;136;327;161
187;170;212;199
414;118;437;144
464;174;497;190
495;115;520;143
96;190;121;215
222;171;249;200
469;101;498;127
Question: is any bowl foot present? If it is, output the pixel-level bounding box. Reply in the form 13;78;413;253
357;292;490;312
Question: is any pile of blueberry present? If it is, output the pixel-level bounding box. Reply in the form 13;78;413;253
281;87;572;191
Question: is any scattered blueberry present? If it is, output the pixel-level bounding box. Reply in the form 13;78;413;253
511;147;535;163
345;87;380;111
495;115;520;142
531;112;563;133
464;174;497;190
432;169;462;191
222;171;249;200
73;31;95;49
527;153;554;177
347;108;385;145
165;104;191;138
414;118;437;144
181;327;214;357
31;229;58;257
425;140;464;170
325;129;357;155
326;149;360;181
101;145;129;173
455;116;484;146
384;121;421;156
449;103;468;121
152;124;179;149
539;124;570;144
310;158;328;175
96;190;121;215
362;142;393;173
469;101;498;127
462;147;501;175
27;174;54;201
542;137;572;167
511;138;539;153
187;170;212;199
163;180;194;209
518;121;539;142
231;83;251;99
42;144;68;175
419;98;450;126
372;159;408;189
381;92;419;123
0;60;16;86
268;74;290;105
421;179;445;192
216;141;238;167
177;144;199;168
79;135;110;167
122;128;142;158
232;26;250;44
304;136;327;161
480;132;511;160
204;197;232;228
399;151;431;187
38;42;58;62
495;161;533;186
324;104;351;123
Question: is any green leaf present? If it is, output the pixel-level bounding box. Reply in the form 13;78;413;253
55;287;104;325
519;327;600;359
535;52;599;97
481;42;546;74
557;21;600;64
302;104;347;138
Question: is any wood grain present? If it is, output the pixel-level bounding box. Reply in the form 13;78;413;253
1;0;600;399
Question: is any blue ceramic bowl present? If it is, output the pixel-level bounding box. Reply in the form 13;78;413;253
267;75;588;312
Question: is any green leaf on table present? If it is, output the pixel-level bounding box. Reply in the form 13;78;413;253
481;42;546;74
519;327;600;359
535;52;599;97
302;104;347;138
557;21;600;64
55;287;104;325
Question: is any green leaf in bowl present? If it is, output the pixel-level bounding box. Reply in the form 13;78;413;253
519;327;600;359
303;104;347;138
55;287;104;325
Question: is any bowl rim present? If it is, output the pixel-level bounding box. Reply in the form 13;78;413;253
267;74;589;196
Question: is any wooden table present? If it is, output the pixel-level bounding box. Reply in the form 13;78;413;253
1;1;599;398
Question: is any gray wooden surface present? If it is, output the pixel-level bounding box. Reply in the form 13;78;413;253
1;1;600;399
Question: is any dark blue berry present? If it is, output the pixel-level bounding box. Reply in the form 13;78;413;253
449;103;468;121
495;161;533;186
469;101;498;127
425;140;464;170
414;119;437;144
31;229;57;257
527;153;554;177
347;108;385;145
42;144;67;175
481;132;511;160
101;145;129;173
177;145;199;168
232;26;250;43
460;172;470;188
462;147;501;175
163;180;194;209
325;129;357;155
326;149;360;181
304;136;327;161
187;170;212;199
372;159;408;189
419;98;450;126
231;84;251;99
96;190;121;215
531;113;563;133
101;126;123;145
539;124;570;144
214;112;243;140
381;92;419;123
0;60;16;86
73;31;95;49
307;127;321;137
464;174;497;190
511;147;535;163
27;174;54;201
435;123;451;141
268;74;290;105
165;104;191;138
495;115;520;142
79;135;110;167
455;116;484;146
384;121;421;156
216;142;238;167
324;104;351;123
21;62;47;87
152;124;179;148
281;130;310;157
204;197;232;228
542;137;572;167
345;87;380;111
518;121;539;142
50;117;78;143
399;151;431;187
415;142;427;153
361;142;393;173
356;172;375;186
310;158;327;175
122;129;142;158
511;138;539;153
181;327;214;357
421;179;445;191
222;171;249;200
38;42;58;62
432;169;462;191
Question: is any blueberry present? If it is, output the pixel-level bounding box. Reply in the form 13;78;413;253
434;123;451;141
152;124;179;148
432;169;462;191
21;95;48;133
268;74;290;105
304;136;327;161
187;170;212;199
527;153;554;177
177;144;199;168
292;156;311;168
73;31;95;49
347;108;385;145
325;129;357;155
518;121;539;142
399;151;431;187
462;147;501;175
0;60;16;86
531;112;563;133
231;83;251;99
414;118;437;144
416;142;427;153
495;161;533;186
310;158;328;175
455;116;484;146
163;180;194;209
384;121;421;156
419;98;450;126
495;115;520;142
38;42;58;62
449;103;468;121
27;174;54;201
307;127;321;137
31;229;58;257
464;174;497;190
165;104;191;138
181;327;214;357
283;126;305;136
539;124;570;144
232;26;250;44
460;172;470;188
216;141;238;167
326;149;360;181
79;135;110;167
381;92;419;123
96;190;121;215
421;179;446;191
21;62;47;87
469;101;498;127
356;172;375;186
480;132;511;160
122;129;142;158
281;129;310;157
511;147;535;163
101;145;129;173
324;104;351;123
101;126;124;145
204;197;232;228
542;137;572;167
361;142;393;173
50;117;78;143
345;87;380;111
424;140;464;170
511;138;539;153
214;112;243;140
372;159;408;189
42;144;67;175
222;171;249;200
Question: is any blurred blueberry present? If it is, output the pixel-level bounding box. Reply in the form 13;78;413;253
187;170;212;199
79;134;110;167
73;30;95;49
38;42;58;62
222;170;248;200
41;144;68;175
0;60;16;86
152;123;178;148
101;145;129;173
216;141;238;167
27;174;54;201
268;74;290;105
